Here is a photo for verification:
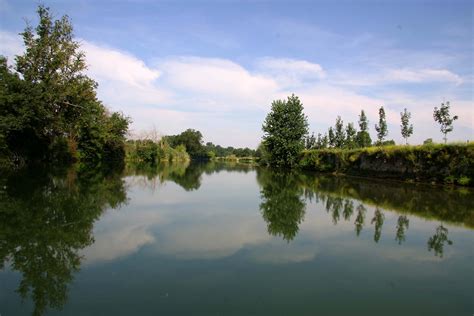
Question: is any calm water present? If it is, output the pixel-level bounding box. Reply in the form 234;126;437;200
1;162;473;315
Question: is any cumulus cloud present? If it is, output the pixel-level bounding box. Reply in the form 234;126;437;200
159;56;278;108
82;41;161;87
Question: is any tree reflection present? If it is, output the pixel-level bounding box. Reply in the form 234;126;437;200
343;199;354;221
126;161;255;192
354;204;367;236
257;169;306;242
427;225;453;258
0;164;127;315
395;215;410;244
371;208;385;243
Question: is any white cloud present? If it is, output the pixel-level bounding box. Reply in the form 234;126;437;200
0;30;23;64
386;68;463;85
0;29;472;146
257;57;326;87
160;56;278;107
82;41;161;87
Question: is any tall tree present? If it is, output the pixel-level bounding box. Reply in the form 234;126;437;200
374;106;388;145
345;123;357;149
334;116;345;148
262;94;309;167
328;127;335;148
356;110;371;147
0;5;129;164
305;132;316;149
400;108;413;145
433;101;458;144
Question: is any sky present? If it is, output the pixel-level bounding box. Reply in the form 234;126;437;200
0;0;473;148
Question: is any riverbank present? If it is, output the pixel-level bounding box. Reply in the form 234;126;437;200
299;143;474;186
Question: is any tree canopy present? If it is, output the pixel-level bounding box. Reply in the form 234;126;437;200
262;94;309;168
0;5;129;167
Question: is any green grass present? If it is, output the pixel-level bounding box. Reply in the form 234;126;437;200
300;143;474;186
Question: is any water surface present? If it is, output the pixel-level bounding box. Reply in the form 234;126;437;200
1;162;473;315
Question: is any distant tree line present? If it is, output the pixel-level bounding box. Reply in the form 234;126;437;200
126;128;259;164
0;6;129;167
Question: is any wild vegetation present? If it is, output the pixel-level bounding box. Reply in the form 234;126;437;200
300;143;474;186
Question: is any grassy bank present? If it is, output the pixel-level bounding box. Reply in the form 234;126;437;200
300;143;474;186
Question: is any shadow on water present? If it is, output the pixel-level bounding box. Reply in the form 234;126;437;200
1;161;472;315
0;163;127;316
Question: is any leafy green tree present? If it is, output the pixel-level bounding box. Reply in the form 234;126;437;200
315;133;328;149
375;106;388;145
0;5;129;165
345;122;357;149
328;127;335;148
334;116;345;148
356;110;371;147
262;94;309;167
433;101;458;144
400;108;413;145
305;132;316;149
166;129;207;159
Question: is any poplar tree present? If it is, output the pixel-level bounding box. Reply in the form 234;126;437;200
345;123;357;149
375;106;388;145
400;108;413;145
334;116;345;148
356;110;371;147
433;101;458;144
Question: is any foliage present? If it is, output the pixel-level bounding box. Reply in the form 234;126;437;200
125;138;190;164
165;129;208;159
300;143;474;186
204;141;257;158
374;106;388;145
356;110;372;148
328;127;335;147
305;132;316;149
262;94;309;168
433;101;458;144
334;116;345;148
0;6;129;166
423;138;433;145
345;123;357;149
400;108;413;145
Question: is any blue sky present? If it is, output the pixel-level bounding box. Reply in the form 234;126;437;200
1;0;472;147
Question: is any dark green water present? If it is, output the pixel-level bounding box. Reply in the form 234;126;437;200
1;162;473;316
